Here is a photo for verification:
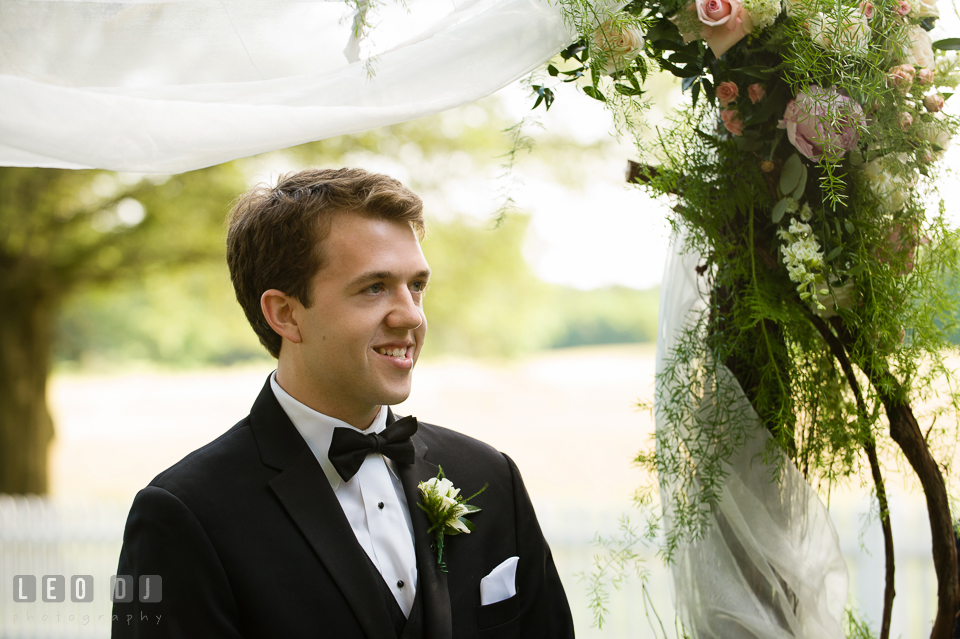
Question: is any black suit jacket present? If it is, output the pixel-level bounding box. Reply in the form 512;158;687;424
112;378;574;638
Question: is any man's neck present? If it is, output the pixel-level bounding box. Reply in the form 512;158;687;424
273;366;379;430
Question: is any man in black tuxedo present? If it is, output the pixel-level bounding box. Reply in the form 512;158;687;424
112;168;575;638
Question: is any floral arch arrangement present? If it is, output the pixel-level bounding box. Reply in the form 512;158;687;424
542;0;960;636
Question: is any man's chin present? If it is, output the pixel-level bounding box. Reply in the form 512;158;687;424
375;384;413;408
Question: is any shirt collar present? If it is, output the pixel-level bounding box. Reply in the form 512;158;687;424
269;371;387;491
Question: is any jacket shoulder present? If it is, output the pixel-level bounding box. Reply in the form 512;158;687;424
414;421;512;479
147;417;259;497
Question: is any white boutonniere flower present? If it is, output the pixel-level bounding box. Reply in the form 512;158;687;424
417;467;486;571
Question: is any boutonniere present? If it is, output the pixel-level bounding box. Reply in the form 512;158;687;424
417;467;486;572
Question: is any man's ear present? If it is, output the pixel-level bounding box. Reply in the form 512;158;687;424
261;289;303;344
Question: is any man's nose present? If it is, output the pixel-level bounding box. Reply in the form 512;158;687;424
387;289;423;329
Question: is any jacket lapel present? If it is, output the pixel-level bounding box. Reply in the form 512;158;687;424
249;378;397;639
391;411;453;639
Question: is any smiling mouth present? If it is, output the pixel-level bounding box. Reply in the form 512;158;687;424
376;347;409;358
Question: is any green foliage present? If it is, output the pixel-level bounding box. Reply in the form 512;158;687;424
548;286;659;348
577;515;651;630
549;0;960;630
843;607;879;639
56;262;267;368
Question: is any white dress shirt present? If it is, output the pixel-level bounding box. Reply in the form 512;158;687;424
270;373;418;616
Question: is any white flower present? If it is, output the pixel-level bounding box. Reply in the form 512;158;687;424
778;215;827;307
903;25;935;69
592;18;645;74
742;0;782;30
447;513;471;534
909;0;939;19
916;116;952;161
810;9;871;56
859;153;917;212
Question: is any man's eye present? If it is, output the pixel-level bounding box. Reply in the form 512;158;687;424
365;283;385;294
411;281;428;293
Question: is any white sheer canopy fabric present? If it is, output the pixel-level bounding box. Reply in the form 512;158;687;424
0;0;575;172
655;235;849;638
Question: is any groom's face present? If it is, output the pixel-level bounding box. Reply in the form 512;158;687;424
293;213;430;425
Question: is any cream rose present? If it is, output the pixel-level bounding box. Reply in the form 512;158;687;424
593;19;645;74
917;116;952;161
909;0;939;18
810;9;871;56
859;153;917;212
903;25;934;69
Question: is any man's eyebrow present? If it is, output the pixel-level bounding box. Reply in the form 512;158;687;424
347;269;431;288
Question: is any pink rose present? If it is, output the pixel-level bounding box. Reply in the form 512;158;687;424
899;111;914;128
861;1;875;17
721;108;745;135
924;94;945;112
897;0;911;14
748;83;766;103
887;63;916;90
881;221;928;274
918;68;935;84
672;3;754;57
717;81;739;106
778;86;864;160
697;0;742;30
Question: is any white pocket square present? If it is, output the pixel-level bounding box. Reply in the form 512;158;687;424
479;556;519;605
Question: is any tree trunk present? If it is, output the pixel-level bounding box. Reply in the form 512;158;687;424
0;289;57;494
830;318;960;639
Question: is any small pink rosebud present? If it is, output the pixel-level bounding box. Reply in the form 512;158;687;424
918;68;935;85
896;0;910;15
748;83;766;104
888;64;916;91
924;94;945;112
860;1;875;17
899;111;914;129
720;108;744;136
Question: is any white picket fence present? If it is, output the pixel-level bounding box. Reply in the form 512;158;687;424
0;494;939;638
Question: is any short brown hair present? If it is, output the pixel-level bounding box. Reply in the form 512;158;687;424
226;168;425;358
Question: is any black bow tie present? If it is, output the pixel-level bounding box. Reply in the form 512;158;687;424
328;415;418;482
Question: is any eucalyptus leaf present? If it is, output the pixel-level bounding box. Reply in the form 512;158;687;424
670;51;700;65
583;85;607;102
735;65;776;78
772;198;790;223
651;39;682;51
780;154;802;195
844;220;855;234
826;247;842;262
847;263;867;276
791;164;807;200
932;37;960;50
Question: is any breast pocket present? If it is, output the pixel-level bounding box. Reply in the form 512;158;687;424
476;593;520;636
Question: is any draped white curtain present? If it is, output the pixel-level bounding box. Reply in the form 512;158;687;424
0;0;576;172
655;235;849;638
